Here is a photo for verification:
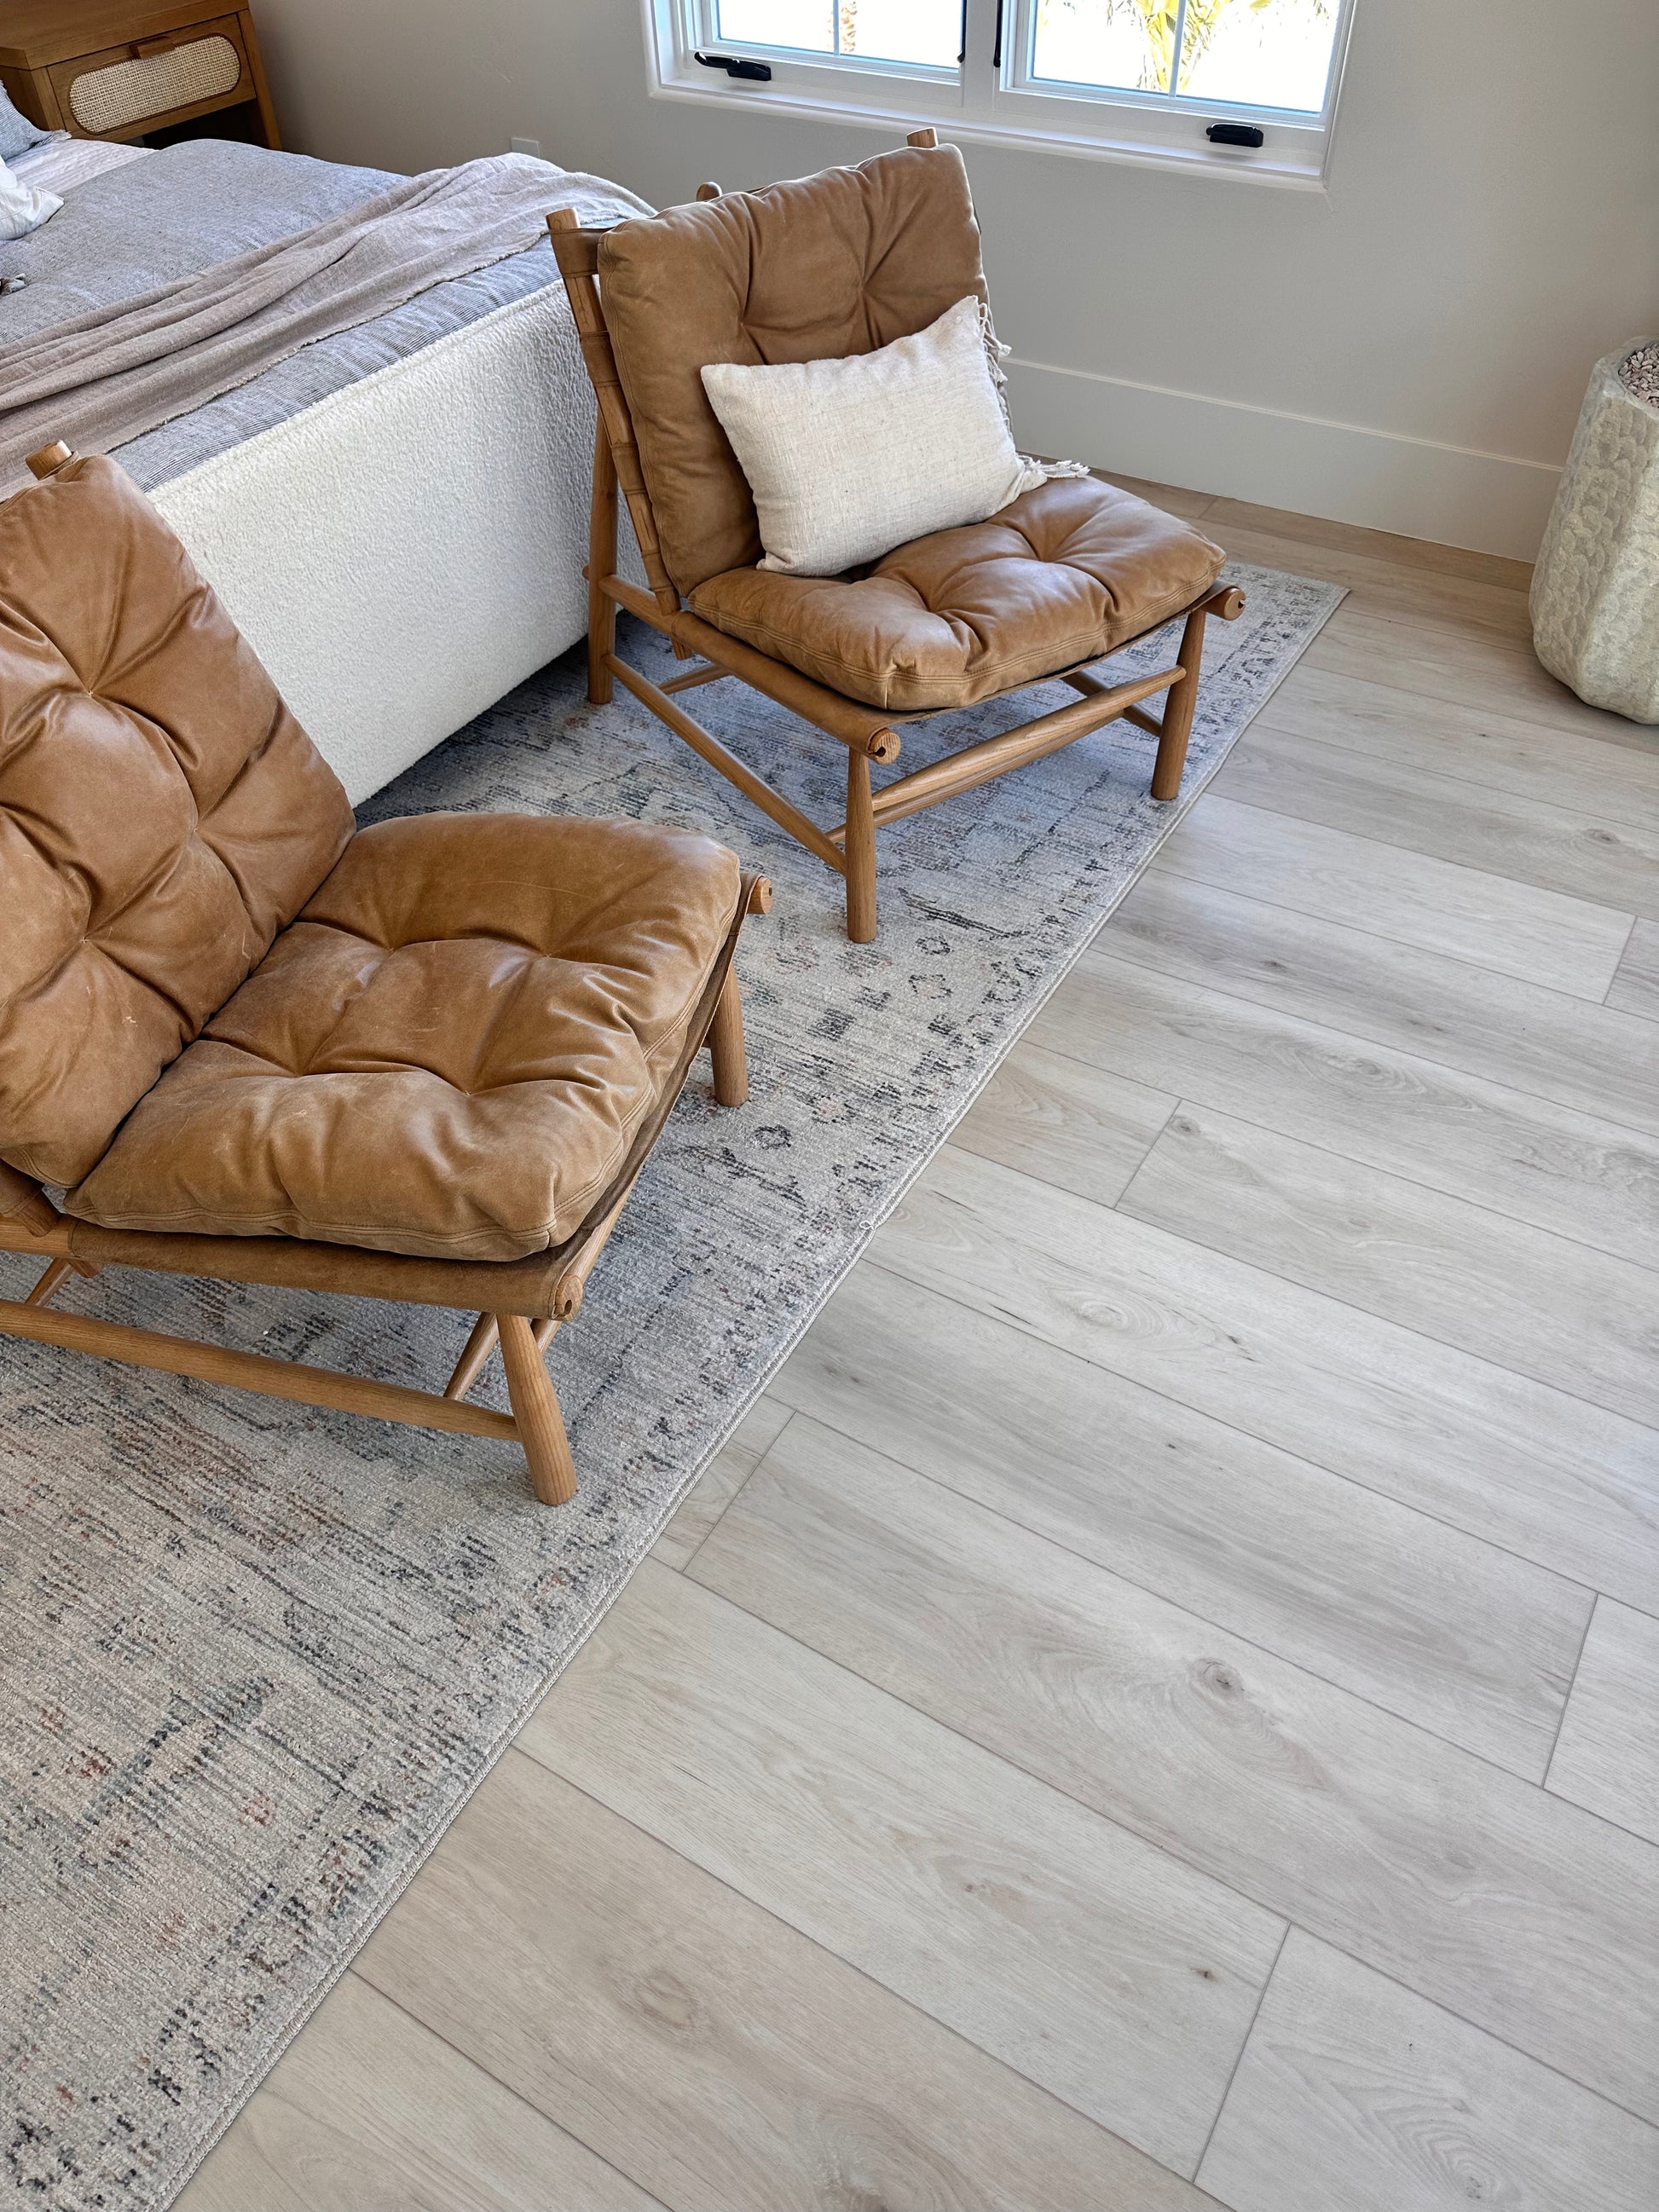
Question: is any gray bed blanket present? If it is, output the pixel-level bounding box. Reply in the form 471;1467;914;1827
0;149;648;493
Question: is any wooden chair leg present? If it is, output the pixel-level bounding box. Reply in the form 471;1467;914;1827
708;970;749;1106
587;416;620;706
1151;605;1209;801
497;1313;578;1505
445;1312;557;1401
845;749;878;943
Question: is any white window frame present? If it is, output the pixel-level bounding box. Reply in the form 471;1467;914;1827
643;0;1359;189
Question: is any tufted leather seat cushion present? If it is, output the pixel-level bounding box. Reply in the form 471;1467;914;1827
0;453;354;1191
598;144;989;597
67;813;744;1262
686;476;1227;713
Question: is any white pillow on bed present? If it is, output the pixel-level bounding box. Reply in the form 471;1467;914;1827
0;159;61;241
700;295;1042;578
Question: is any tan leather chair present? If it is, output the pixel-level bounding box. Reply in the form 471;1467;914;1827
0;444;769;1505
548;129;1243;943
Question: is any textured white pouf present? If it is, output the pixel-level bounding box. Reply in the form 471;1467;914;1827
1530;339;1659;723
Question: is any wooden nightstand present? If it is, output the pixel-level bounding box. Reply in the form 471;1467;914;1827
0;0;280;150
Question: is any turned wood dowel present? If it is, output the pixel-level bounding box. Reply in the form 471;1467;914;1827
497;1314;578;1505
444;1312;501;1401
708;971;749;1106
844;750;878;942
1145;585;1242;800
0;1301;517;1441
659;661;732;694
841;664;1182;837
606;654;849;876
445;1312;558;1402
587;414;619;705
1151;607;1208;801
24;1257;77;1308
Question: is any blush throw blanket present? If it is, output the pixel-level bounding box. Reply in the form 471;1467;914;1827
0;153;650;494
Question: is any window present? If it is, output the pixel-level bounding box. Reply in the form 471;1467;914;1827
643;0;1357;186
712;0;962;70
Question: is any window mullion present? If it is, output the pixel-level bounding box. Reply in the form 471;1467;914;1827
962;0;1004;115
1167;0;1191;95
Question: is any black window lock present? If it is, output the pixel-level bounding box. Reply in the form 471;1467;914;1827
696;50;772;82
1206;122;1265;147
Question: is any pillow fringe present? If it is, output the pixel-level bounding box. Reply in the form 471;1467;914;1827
978;299;1090;492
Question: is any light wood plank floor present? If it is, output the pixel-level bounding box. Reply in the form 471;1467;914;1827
182;486;1659;2212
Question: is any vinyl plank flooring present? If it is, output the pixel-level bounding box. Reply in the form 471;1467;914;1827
357;1753;1217;2212
519;1558;1284;2175
1546;1601;1659;1845
1197;1931;1659;2212
769;1266;1590;1778
1303;605;1653;749
1149;794;1633;999
1607;918;1659;1019
948;1042;1175;1205
651;1398;794;1571
201;493;1650;2212
1212;725;1659;923
1212;524;1531;641
176;1973;662;2212
1030;950;1659;1272
867;1145;1659;1610
1119;1103;1659;1428
687;1421;1659;2123
1257;661;1659;832
1095;469;1217;520
1202;498;1534;592
1101;870;1659;1140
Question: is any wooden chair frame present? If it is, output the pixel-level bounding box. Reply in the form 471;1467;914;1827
0;875;771;1508
547;130;1244;944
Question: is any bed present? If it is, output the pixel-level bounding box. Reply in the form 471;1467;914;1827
2;133;645;803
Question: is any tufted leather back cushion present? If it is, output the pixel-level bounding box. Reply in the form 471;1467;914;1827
0;453;355;1190
598;143;988;597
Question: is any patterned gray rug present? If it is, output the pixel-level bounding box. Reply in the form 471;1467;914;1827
0;562;1339;2209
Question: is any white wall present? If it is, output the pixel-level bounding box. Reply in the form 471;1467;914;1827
251;0;1659;557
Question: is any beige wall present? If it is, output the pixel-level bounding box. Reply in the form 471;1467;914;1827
251;0;1659;556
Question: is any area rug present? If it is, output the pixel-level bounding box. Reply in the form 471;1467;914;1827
0;561;1340;2209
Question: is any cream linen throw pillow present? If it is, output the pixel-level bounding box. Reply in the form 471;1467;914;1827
700;295;1047;577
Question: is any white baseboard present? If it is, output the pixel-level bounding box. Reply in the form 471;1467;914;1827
1007;356;1563;562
